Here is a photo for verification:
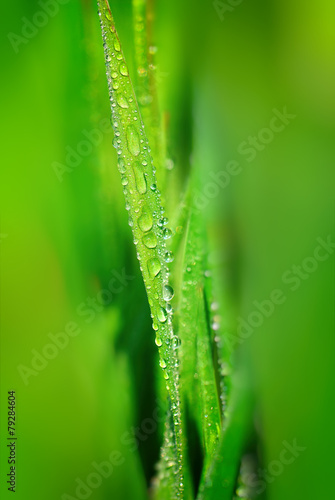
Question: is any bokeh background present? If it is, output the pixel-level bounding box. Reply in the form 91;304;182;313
1;0;334;499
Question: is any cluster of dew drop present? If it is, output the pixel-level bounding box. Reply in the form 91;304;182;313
152;422;185;500
209;298;229;414
180;231;230;434
98;4;184;495
206;273;231;419
98;6;177;349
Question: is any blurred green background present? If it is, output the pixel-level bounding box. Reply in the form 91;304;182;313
0;0;334;499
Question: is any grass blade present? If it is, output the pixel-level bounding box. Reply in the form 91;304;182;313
196;375;253;500
96;0;184;496
171;188;222;495
132;0;166;185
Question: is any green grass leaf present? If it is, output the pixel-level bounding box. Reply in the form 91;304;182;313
96;0;185;497
197;375;253;500
132;0;166;186
173;193;222;492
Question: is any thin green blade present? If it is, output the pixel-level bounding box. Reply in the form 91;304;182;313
96;1;185;497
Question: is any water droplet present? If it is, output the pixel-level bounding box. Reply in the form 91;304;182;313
165;158;174;170
149;45;157;55
133;163;147;194
139;94;153;106
126;126;140;156
116;93;129;108
150;183;157;191
119;63;128;76
163;228;172;240
163;285;174;301
165;251;174;263
117;158;126;174
142;232;157;248
111;71;118;79
138;211;153;232
221;363;231;376
121;175;128;186
104;9;112;21
114;39;120;51
172;336;181;348
148;258;161;278
155;335;162;347
158;307;167;323
140;66;149;78
236;487;248;498
164;371;169;380
159;358;167;369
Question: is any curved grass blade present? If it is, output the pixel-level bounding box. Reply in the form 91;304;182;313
152;411;182;500
132;0;166;185
96;1;184;497
195;283;221;458
171;190;221;494
196;375;253;500
181;211;222;444
204;261;233;418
